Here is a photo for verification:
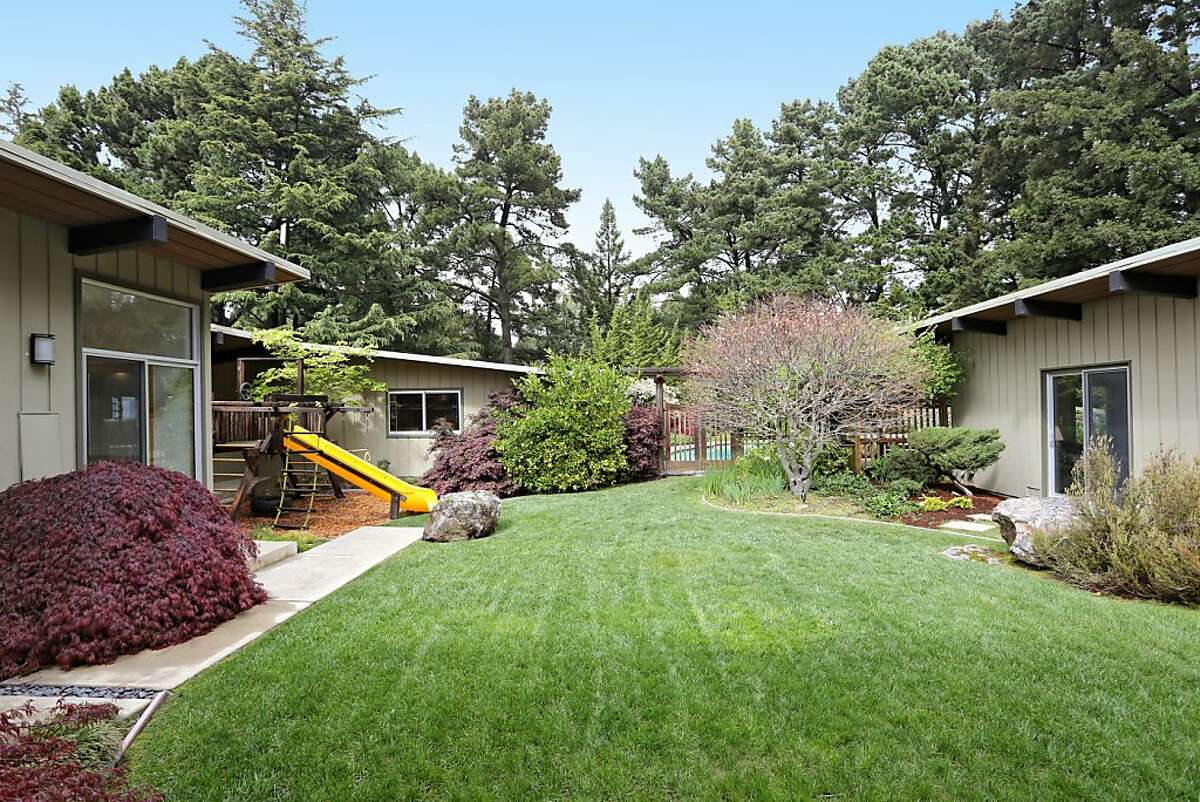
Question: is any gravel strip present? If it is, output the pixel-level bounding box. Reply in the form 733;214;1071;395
0;683;160;699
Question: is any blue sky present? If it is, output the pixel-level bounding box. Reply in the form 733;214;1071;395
2;0;1009;254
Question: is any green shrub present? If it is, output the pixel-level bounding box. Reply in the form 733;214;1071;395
917;494;973;512
911;328;966;402
495;356;631;493
918;495;951;512
867;447;936;487
885;478;924;498
812;442;852;482
703;448;787;503
904;427;1005;491
863;489;917;518
1037;439;1200;605
811;470;874;498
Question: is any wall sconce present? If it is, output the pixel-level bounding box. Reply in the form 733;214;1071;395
30;333;55;365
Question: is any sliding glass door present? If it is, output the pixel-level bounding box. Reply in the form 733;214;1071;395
1046;366;1130;495
85;357;145;465
80;279;201;478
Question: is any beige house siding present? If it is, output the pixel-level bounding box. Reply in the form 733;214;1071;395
0;208;212;490
951;291;1199;498
324;360;521;477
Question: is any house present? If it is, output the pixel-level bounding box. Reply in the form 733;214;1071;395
209;325;536;477
0;139;306;492
917;236;1200;499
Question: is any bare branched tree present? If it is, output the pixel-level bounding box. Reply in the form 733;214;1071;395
683;296;927;498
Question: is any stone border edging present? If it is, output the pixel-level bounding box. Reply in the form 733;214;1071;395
699;495;1007;544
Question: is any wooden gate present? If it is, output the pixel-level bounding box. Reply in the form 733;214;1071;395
662;404;742;474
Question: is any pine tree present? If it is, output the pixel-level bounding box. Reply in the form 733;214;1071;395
423;90;581;363
589;295;678;369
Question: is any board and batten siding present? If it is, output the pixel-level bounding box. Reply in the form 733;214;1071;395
0;208;213;490
324;359;521;477
951;291;1200;498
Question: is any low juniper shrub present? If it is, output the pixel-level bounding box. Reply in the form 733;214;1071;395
0;701;163;801
421;390;526;497
0;461;266;680
866;447;936;487
885;478;925;498
620;404;663;482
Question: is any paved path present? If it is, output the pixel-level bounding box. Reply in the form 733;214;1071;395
2;526;422;699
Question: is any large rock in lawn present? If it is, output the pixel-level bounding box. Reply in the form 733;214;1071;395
992;496;1077;567
423;491;502;542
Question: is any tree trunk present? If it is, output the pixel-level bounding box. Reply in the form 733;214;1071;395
497;303;514;364
947;474;974;497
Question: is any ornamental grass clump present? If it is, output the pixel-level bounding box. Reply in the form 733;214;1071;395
0;461;266;680
1037;438;1200;605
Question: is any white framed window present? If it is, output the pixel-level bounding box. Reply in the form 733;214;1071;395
79;278;202;479
388;389;463;435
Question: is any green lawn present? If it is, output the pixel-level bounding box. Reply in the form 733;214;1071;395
131;477;1200;801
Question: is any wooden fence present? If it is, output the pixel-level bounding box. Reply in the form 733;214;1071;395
659;401;953;475
661;404;746;474
850;404;953;472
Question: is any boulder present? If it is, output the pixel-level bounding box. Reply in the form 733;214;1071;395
423;491;502;542
992;496;1077;567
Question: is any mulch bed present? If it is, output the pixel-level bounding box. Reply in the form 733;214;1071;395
899;485;1006;530
233;491;400;540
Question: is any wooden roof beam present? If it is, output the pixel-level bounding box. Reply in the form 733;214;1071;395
1109;270;1198;299
951;317;1006;336
1014;298;1082;321
68;214;167;255
201;261;277;292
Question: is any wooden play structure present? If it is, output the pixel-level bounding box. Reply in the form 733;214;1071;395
214;354;437;527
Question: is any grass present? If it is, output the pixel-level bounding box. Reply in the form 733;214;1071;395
249;524;328;552
131;477;1200;801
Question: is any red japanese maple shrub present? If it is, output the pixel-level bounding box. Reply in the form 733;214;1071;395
620;403;662;482
0;701;163;802
0;461;266;680
421;389;526;497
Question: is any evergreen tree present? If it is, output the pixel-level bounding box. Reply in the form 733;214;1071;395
589;295;679;369
564;199;649;333
423;90;581;363
0;83;30;137
11;0;434;345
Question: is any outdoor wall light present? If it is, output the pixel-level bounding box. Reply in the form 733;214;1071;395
30;333;55;365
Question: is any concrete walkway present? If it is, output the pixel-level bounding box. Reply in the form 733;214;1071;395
2;526;422;696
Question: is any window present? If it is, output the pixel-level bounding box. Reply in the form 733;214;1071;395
80;279;201;478
388;389;462;435
80;280;196;360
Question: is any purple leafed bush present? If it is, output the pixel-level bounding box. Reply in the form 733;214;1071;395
621;404;662;481
423;393;662;496
421;390;525;497
0;701;163;802
0;461;267;681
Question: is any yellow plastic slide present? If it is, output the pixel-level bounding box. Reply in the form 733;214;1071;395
282;425;438;513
